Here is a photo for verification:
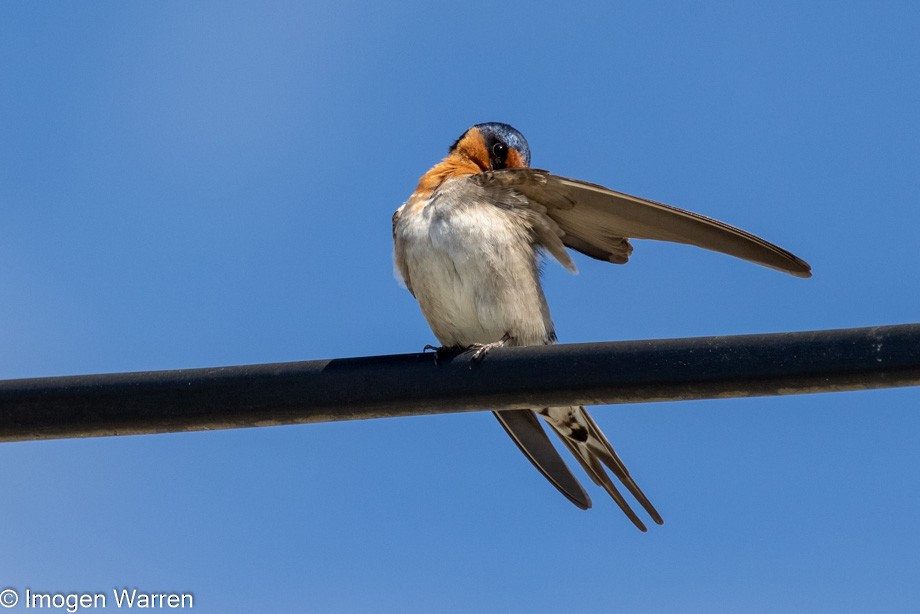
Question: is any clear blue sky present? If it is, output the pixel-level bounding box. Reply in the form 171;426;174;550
2;2;919;612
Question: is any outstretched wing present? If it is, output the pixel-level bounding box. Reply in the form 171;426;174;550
472;168;811;277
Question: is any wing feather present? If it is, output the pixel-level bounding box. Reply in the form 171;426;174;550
473;168;811;277
392;204;415;296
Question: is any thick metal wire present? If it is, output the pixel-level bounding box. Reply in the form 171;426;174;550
1;323;919;443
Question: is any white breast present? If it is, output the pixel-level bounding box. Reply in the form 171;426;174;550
394;179;555;347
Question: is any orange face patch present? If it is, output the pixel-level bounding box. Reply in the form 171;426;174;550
450;127;492;172
504;146;527;169
413;128;487;195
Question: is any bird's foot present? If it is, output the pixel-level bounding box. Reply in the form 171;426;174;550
466;333;514;366
423;344;461;365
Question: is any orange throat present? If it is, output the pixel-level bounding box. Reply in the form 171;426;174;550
414;156;483;196
413;127;492;196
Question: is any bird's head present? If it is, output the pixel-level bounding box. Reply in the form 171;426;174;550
449;122;531;171
413;122;531;195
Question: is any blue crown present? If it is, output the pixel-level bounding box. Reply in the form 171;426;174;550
474;122;531;167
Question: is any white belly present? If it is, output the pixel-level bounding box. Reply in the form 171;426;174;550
396;198;554;347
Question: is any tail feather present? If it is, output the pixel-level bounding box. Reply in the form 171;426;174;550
493;410;592;510
540;406;663;529
553;430;650;531
580;409;664;525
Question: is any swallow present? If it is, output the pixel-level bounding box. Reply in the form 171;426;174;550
392;122;810;530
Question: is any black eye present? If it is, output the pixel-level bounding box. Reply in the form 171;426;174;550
490;142;509;169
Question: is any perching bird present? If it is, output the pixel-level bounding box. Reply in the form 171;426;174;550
392;122;810;531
